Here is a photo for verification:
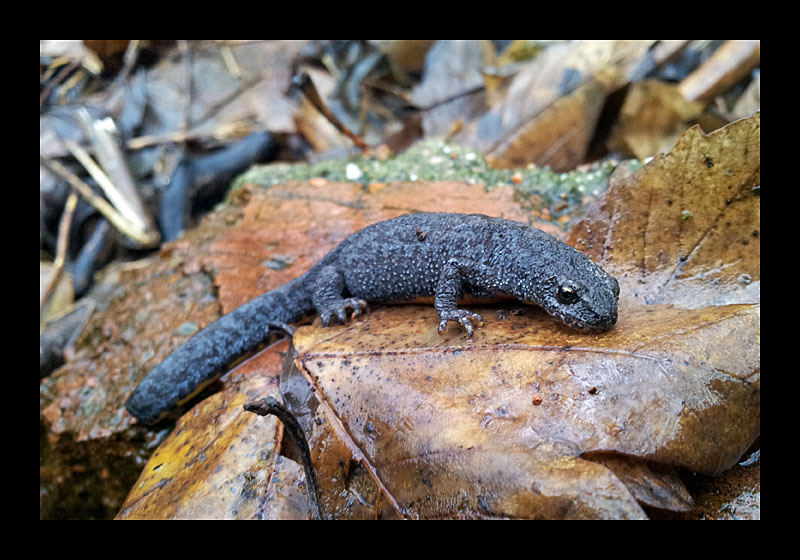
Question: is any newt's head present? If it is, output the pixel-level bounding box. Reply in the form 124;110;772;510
539;269;619;332
522;241;620;333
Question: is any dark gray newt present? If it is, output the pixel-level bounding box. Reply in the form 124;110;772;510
125;213;620;423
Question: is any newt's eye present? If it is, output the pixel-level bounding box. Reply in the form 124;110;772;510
556;284;579;304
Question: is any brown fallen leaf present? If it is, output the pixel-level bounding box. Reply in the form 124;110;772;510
283;300;757;519
582;452;694;512
116;347;293;520
570;111;760;309
606;80;706;160
83;180;533;519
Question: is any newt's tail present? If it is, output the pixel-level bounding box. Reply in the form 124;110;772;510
125;276;314;423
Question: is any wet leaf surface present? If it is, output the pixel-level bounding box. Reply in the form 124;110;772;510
116;343;294;520
569;112;760;309
40;42;760;519
285;300;757;519
53;179;533;519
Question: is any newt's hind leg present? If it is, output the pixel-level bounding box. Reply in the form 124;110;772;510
312;265;367;326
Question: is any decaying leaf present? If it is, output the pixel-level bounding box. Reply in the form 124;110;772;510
606;80;706;159
283;300;757;519
116;351;296;520
107;180;532;519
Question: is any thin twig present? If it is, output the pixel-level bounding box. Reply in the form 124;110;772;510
126;129;197;150
178;40;193;135
39;156;159;247
39;60;80;108
103;39;141;99
74;110;160;246
293;72;371;153
62;138;149;234
126;120;252;151
220;44;244;79
244;396;324;520
191;74;262;130
40;192;78;316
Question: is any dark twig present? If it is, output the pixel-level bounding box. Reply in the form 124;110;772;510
103;40;142;99
244;396;324;520
292;72;370;153
39;60;80;108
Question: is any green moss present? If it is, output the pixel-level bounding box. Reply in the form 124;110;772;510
232;138;635;226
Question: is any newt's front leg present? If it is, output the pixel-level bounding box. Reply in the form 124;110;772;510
434;257;492;336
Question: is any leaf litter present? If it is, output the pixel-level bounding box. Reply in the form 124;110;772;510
40;41;760;519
